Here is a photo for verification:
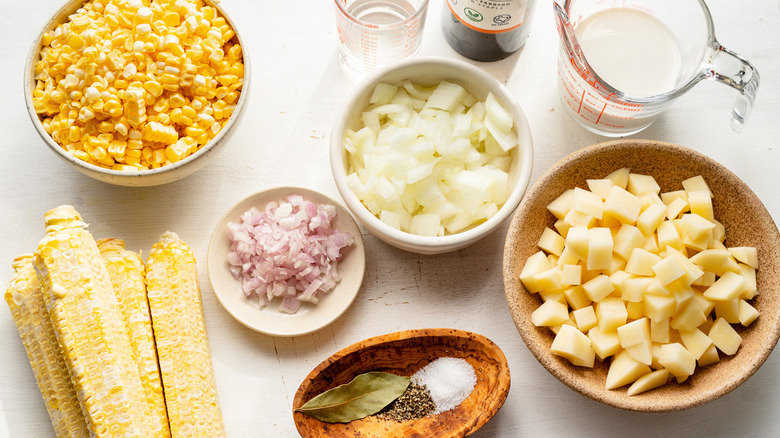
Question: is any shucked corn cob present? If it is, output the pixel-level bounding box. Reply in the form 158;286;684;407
34;205;152;437
4;255;90;438
146;232;226;437
97;238;171;438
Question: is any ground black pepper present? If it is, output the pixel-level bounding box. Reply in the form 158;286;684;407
377;383;436;422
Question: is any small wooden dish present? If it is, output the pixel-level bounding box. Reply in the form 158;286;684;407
503;139;780;412
292;328;510;437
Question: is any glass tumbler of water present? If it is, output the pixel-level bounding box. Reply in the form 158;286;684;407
334;0;430;78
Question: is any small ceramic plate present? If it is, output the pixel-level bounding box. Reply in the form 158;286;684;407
207;187;365;336
292;328;511;437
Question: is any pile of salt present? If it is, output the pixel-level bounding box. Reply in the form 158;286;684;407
411;357;477;414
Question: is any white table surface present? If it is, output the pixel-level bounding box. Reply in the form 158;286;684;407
2;0;779;436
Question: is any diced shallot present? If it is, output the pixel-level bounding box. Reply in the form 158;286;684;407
227;195;354;314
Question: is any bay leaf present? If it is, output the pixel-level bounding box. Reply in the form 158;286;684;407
295;371;410;423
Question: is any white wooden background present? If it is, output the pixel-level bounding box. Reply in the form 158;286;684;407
1;0;779;436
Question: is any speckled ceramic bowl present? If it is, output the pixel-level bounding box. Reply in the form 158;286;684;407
24;0;249;187
503;139;780;412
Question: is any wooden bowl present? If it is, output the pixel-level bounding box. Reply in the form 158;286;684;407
292;328;510;437
503;139;780;412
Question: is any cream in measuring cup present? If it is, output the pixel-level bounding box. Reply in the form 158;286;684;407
554;0;759;137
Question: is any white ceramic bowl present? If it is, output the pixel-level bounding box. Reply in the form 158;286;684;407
24;0;249;187
330;57;534;254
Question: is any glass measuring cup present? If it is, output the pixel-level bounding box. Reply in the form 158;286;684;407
335;0;429;79
554;0;760;136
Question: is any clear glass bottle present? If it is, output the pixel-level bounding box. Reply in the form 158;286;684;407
442;0;536;62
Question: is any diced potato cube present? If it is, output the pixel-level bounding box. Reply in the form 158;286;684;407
539;289;567;305
587;228;613;271
537;266;566;292
582;274;615;302
692;271;716;287
621;277;652;302
554;219;571;238
565;226;590;261
586;178;614;200
596;297;627;332
679;328;713;360
588;327;621;359
573;187;604;220
538;227;565;256
689;249;740;277
520;251;551;293
739;264;757;300
697;344;720;367
739;300;760;326
670;299;707;332
708;317;742;355
728;247;758;269
682;175;712;198
661;190;688;206
652;256;686;286
637;203;666;236
604;186;642;224
714;299;740;324
606;167;630;189
531;299;569;327
692;292;715;315
625;248;662;276
627;369;670;396
678;214;716;241
609;269;633;292
551;325;595;367
613;224;646;260
564;209;597;228
561;264;582;286
625;340;653;365
711;219;726;244
703;271;748;301
688;190;714;221
549;318;576;335
665;197;690;221
627;173;661;196
657;220;683;251
605;350;652;389
563;286;591;310
572;306;598;332
665;247;705;285
618;317;651;348
658;343;696;381
556;246;580;266
670;283;694;313
644;294;676;322
547;189;574;220
626;301;645;320
650;318;671;343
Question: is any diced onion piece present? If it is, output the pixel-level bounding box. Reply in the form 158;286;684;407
344;81;519;236
226;196;354;314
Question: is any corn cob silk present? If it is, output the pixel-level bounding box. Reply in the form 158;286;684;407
4;205;224;437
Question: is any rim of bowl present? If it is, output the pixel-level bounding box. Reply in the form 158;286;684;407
330;57;534;252
23;0;250;182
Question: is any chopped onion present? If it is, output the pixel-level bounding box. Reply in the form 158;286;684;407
226;195;354;314
345;81;519;237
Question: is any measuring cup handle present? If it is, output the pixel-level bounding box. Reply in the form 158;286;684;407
704;42;760;132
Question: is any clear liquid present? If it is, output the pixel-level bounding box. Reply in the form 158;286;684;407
349;0;416;24
337;0;426;78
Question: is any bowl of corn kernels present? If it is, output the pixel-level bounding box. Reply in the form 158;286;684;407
24;0;249;187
